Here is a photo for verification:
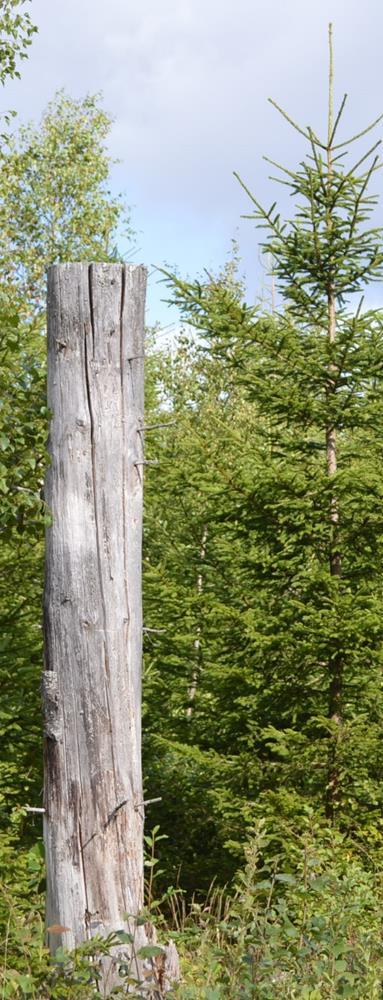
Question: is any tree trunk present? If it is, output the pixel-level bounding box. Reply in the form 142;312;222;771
43;262;149;978
325;25;343;821
186;526;208;719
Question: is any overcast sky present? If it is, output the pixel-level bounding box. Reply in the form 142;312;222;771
5;0;383;325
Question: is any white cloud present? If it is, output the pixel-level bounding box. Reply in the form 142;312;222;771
5;0;383;321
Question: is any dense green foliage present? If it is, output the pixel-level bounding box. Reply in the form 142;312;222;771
0;91;131;308
2;15;383;999
0;86;132;826
143;34;383;888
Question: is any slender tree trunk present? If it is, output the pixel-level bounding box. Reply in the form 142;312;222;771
325;289;343;821
44;263;151;984
186;525;208;718
325;25;343;821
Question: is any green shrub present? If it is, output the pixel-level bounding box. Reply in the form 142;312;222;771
173;819;383;999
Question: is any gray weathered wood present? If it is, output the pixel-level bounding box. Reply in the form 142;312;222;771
43;263;148;971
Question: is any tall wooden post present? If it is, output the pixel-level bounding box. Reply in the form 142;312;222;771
43;263;147;961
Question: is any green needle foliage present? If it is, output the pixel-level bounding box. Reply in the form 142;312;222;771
3;18;383;998
164;25;383;846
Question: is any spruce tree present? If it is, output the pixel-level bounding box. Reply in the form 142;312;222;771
166;25;383;835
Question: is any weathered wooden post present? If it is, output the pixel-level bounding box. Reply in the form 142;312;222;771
43;262;149;983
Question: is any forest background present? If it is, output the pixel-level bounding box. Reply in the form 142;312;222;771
2;2;383;998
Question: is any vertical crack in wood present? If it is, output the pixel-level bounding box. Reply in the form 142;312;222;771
88;263;95;358
47;269;86;923
120;265;130;626
84;266;110;674
78;821;91;940
119;263;126;394
44;264;164;989
84;267;118;817
116;263;132;918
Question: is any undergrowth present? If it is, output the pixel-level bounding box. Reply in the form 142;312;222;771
172;816;383;998
1;816;383;997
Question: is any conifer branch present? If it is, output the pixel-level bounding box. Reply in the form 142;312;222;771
267;175;294;188
263;156;297;182
355;295;365;320
329;93;348;147
332;111;383;150
307;131;328;198
268;98;325;148
308;173;323;270
348;155;380;241
328;23;334;147
328;147;381;215
348;143;381;178
233;171;288;244
332;151;349;164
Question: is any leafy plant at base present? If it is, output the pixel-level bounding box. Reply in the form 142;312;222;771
171;820;383;998
0;827;174;998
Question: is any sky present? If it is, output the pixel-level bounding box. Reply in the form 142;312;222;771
5;0;383;327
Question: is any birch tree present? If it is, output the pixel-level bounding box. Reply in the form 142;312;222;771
0;94;131;842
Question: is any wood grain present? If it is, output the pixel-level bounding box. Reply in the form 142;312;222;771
43;263;147;958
